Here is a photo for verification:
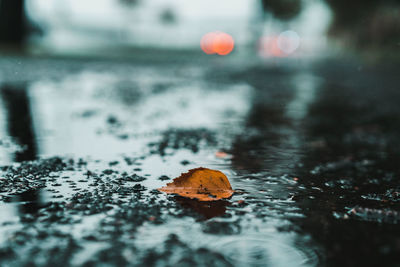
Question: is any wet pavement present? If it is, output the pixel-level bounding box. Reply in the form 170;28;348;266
0;52;399;266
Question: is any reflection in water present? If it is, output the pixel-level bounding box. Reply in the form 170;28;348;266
231;68;297;174
175;197;228;220
0;84;37;162
13;189;45;215
0;59;326;266
231;68;320;174
293;68;400;266
0;85;42;220
228;67;322;265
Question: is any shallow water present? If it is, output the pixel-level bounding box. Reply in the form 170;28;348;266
0;55;399;266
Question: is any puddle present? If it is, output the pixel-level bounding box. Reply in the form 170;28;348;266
1;55;399;265
0;62;322;266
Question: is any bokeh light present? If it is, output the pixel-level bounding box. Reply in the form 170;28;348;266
200;32;218;54
259;36;285;57
201;31;234;55
258;30;301;58
277;30;300;54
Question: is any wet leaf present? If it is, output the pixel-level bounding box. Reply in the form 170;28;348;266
158;167;234;201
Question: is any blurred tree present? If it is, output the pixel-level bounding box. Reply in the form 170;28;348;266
160;8;177;24
261;0;302;20
119;0;140;7
0;0;26;44
260;0;400;49
325;0;379;35
325;0;400;48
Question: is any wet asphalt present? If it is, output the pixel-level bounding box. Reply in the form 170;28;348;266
0;51;399;266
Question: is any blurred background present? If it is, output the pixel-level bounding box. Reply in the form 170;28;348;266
0;0;398;58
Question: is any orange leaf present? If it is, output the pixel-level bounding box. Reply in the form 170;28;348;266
158;167;234;201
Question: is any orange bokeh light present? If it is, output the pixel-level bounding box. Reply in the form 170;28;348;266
200;31;234;56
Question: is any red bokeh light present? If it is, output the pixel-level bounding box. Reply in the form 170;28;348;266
201;31;234;56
